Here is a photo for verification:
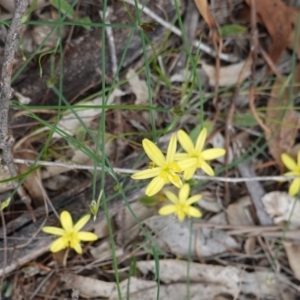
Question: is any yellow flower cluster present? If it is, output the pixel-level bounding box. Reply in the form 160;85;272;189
132;128;226;222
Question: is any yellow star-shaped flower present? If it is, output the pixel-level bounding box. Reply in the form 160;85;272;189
42;211;98;254
158;184;202;222
281;152;300;196
176;128;226;180
131;134;196;196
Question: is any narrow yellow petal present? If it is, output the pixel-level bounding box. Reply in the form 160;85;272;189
143;139;165;166
50;237;67;253
281;153;297;171
73;214;91;232
195;128;207;152
166;134;177;163
177;130;195;154
201;148;226;160
185;206;202;218
131;168;160;180
72;241;83;254
146;176;165;196
42;226;65;236
60;211;73;231
177;210;186;222
186;194;202;205
164;191;179;204
201;161;215;176
179;184;190;201
169;175;182;189
289;178;300;196
183;167;197;180
297;151;300;167
158;205;177;216
177;158;197;171
77;232;98;241
174;153;190;160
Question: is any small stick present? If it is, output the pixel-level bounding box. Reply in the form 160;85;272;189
0;0;35;219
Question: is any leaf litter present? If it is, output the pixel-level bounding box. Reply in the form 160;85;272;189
3;0;300;299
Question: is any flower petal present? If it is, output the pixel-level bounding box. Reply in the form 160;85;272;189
186;194;202;205
50;237;67;253
42;226;65;236
146;176;165;196
77;232;98;241
174;153;190;160
164;191;179;204
195;128;207;152
177;130;195;154
143;139;165;166
201;161;215;176
177;158;197;171
131;168;160;180
179;184;190;201
158;205;177;216
60;211;73;231
169;175;182;189
72;241;83;254
298;151;300;167
183;167;197;180
185;206;202;218
73;214;91;232
177;210;186;222
166;134;177;163
201;148;226;160
289;178;300;196
281;153;297;171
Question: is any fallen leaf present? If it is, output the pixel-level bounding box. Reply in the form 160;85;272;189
15;149;46;207
137;259;289;298
62;274;156;299
284;241;300;280
262;191;300;228
245;0;291;65
144;215;240;258
265;71;300;168
126;68;148;105
227;196;255;226
287;7;300;59
194;0;217;30
202;59;251;87
52;88;125;138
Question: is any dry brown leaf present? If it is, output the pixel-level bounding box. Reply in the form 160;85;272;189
202;59;251;87
193;0;217;30
245;0;291;65
265;70;300;168
15;150;46;207
287;7;300;59
144;215;240;258
226;196;255;226
137;260;289;299
284;241;300;280
262;191;300;228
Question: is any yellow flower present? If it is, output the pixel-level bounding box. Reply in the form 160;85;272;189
281;152;300;196
158;184;202;222
131;134;196;196
176;128;226;180
42;211;98;254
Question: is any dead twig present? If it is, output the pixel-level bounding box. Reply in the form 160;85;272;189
248;0;271;135
0;0;35;219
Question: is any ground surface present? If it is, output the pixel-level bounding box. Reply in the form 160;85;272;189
1;0;300;299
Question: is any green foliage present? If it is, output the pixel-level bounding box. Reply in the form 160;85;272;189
219;24;247;37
